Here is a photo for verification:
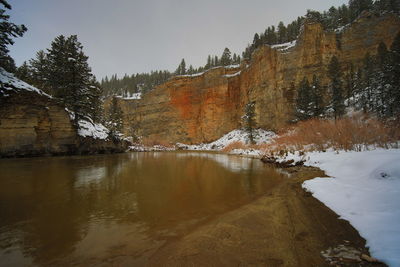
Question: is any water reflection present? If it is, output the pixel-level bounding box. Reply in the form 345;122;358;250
0;152;284;266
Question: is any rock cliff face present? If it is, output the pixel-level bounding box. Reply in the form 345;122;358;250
0;70;127;157
118;13;400;144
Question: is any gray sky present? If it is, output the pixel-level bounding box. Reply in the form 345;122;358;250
8;0;347;79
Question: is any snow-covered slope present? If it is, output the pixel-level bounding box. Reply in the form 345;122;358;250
177;129;275;151
0;67;51;98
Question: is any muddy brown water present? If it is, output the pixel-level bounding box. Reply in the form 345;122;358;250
0;152;286;266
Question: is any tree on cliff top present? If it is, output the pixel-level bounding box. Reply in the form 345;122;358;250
220;48;232;66
242;101;257;144
175;58;186;75
0;0;27;72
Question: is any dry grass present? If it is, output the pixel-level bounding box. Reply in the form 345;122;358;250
262;114;399;155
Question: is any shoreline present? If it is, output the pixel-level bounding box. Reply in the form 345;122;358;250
147;162;385;266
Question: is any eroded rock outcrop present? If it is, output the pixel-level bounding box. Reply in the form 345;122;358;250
0;70;127;157
116;13;400;144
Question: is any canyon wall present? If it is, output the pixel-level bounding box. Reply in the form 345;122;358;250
117;12;400;144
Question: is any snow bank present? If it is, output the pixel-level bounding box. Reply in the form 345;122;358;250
299;149;400;267
0;68;51;98
178;129;275;151
271;40;297;52
77;118;109;140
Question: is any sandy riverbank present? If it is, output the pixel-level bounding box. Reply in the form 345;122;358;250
147;165;384;267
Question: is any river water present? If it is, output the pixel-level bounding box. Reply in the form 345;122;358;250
0;152;284;266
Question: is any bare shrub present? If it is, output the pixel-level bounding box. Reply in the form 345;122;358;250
260;114;398;154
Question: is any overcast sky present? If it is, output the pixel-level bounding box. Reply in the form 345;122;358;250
8;0;347;79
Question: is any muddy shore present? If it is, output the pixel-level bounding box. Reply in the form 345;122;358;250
147;164;385;267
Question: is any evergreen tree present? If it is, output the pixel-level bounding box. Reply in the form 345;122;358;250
345;64;356;102
205;55;212;69
45;35;99;123
349;0;373;21
328;56;345;119
0;0;27;72
253;33;261;48
175;58;187;75
88;77;104;123
15;61;31;83
295;77;313;120
375;41;391;116
311;75;324;117
107;96;123;137
242;101;257;144
389;31;400;116
220;47;232;66
28;50;49;92
277;21;287;43
214;55;219;66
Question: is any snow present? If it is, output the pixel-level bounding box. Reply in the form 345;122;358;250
177;129;275;151
224;64;240;69
271;40;297;52
296;149;400;267
0;68;51;98
77;118;109;140
176;72;205;78
223;71;241;78
116;92;141;100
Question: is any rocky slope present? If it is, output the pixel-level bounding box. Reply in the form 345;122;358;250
115;12;400;144
0;69;127;157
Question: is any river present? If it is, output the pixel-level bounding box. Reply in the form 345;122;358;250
0;152;285;266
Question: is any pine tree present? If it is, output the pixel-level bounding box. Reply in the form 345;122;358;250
88;77;104;123
15;61;31;83
0;0;27;72
29;50;49;92
277;21;287;43
295;77;313;120
349;0;373;21
108;96;123;137
220;47;232;66
45;35;99;123
175;58;186;75
311;75;324;117
214;56;219;66
345;64;356;102
242;101;257;144
253;33;261;48
374;42;391;116
389;31;400;116
205;55;212;69
328;56;345;119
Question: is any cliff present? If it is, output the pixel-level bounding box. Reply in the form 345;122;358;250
0;69;127;157
117;13;400;144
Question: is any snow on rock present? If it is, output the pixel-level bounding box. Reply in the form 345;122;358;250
224;64;241;69
0;67;51;98
271;40;297;52
116;92;142;100
178;129;275;151
299;149;400;267
176;72;205;78
78;118;109;140
223;71;241;78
